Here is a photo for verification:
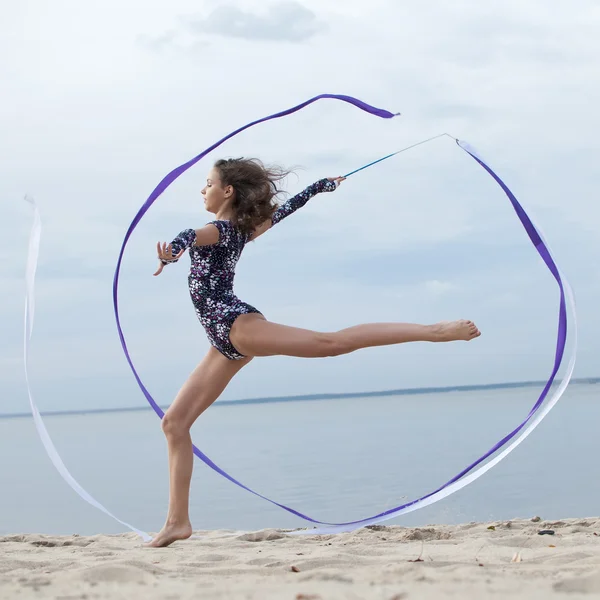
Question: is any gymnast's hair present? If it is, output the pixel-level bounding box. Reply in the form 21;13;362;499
214;158;292;237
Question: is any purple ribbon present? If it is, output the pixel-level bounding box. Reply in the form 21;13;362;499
113;95;568;529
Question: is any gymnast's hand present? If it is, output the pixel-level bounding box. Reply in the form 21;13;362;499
327;176;346;188
153;242;185;276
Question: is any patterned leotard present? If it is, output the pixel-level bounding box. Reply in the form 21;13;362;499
162;178;337;359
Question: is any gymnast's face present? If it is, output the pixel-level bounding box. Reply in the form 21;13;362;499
202;168;234;214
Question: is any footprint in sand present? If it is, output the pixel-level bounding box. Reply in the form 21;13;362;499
30;537;93;548
246;557;281;567
402;528;452;541
237;530;286;542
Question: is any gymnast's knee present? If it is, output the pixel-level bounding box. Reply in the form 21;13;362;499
161;411;190;440
315;332;350;357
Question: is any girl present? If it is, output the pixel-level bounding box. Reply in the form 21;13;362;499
151;157;481;547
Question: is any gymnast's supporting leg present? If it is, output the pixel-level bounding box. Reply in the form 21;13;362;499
230;316;481;358
147;348;252;548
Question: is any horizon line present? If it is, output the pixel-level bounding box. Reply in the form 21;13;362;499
2;376;598;421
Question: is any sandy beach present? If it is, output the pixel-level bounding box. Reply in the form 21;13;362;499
2;517;600;599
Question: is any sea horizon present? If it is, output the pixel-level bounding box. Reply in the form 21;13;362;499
4;375;598;420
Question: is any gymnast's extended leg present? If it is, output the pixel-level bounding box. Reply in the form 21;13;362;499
230;315;481;358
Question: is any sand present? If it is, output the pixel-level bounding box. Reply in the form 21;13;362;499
1;517;600;599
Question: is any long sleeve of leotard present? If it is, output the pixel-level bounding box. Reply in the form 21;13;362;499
271;178;337;226
160;228;197;265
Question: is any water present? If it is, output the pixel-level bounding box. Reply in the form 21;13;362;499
1;383;598;536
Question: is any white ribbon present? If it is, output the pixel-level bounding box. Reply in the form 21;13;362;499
23;196;151;542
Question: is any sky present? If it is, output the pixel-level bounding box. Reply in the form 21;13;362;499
1;0;599;414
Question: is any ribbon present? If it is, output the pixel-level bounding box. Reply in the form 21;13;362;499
22;94;576;539
112;95;576;533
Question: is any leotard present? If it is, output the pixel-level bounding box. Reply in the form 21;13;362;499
162;178;337;359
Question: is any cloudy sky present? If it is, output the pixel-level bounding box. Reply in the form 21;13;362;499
2;0;599;415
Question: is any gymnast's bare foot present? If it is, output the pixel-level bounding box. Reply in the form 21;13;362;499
145;521;192;548
432;320;481;342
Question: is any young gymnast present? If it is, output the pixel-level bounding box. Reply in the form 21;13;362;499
151;157;481;547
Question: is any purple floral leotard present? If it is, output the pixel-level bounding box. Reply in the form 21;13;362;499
161;178;337;360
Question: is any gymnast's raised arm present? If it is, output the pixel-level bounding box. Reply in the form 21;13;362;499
249;176;345;241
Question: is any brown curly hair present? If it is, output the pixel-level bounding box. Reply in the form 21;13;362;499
214;158;292;237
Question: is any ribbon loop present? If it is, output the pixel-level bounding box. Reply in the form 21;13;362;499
22;95;575;540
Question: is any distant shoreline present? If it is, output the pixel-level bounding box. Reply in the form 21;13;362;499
3;377;598;420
